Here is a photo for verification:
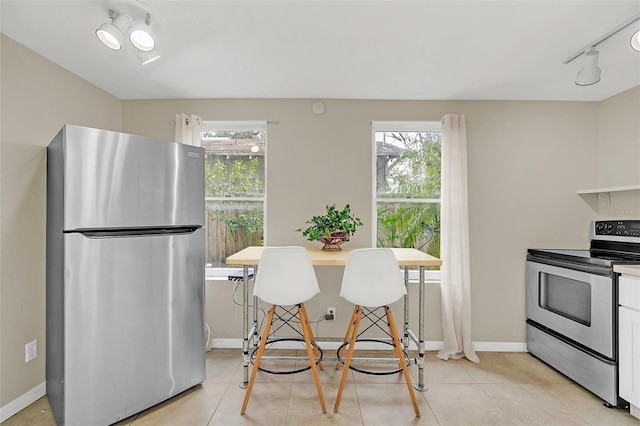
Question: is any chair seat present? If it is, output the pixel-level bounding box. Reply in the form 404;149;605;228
339;248;406;307
253;246;320;306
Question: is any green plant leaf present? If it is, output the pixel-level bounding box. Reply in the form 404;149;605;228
296;204;363;242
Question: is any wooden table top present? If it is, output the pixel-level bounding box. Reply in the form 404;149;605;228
226;246;441;267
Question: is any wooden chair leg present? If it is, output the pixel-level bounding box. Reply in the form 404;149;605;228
299;303;327;413
241;305;276;415
385;306;420;418
334;306;362;413
301;305;324;371
335;306;359;370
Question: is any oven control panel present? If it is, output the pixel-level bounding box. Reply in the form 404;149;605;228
594;220;640;237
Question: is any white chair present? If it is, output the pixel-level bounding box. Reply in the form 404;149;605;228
333;248;420;417
241;246;327;415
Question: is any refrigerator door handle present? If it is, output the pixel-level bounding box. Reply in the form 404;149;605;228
69;226;201;238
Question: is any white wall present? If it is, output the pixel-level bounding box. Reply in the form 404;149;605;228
0;34;122;407
594;86;640;218
122;98;599;345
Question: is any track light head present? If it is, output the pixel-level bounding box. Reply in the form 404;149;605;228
96;2;160;62
575;48;601;86
95;12;130;50
631;30;640;52
137;49;161;65
129;13;156;52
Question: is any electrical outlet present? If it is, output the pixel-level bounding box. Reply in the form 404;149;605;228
325;307;336;321
25;340;37;363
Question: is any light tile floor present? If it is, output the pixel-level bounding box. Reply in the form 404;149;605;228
4;349;640;425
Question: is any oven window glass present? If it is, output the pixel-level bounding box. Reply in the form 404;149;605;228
539;272;591;326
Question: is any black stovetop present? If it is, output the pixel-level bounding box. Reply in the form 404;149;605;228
528;240;640;269
528;221;640;271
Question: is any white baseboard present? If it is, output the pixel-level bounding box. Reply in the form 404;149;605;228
212;338;526;353
0;382;46;423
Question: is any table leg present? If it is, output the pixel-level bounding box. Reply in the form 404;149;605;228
252;266;258;346
240;265;250;389
403;267;410;354
414;266;428;391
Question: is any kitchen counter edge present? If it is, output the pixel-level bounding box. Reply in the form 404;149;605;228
614;264;640;277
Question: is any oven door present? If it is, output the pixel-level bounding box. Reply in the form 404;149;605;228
526;259;614;359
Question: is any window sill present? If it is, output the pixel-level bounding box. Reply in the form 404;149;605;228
205;267;254;282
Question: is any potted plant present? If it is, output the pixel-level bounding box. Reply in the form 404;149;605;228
296;204;363;251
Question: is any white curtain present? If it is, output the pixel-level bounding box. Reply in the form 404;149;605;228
437;114;479;363
175;113;202;147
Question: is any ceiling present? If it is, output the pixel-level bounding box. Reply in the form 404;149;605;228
1;0;640;101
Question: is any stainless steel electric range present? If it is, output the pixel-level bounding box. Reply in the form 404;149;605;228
527;220;640;408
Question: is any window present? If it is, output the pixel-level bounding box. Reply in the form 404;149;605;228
373;121;441;265
202;121;266;271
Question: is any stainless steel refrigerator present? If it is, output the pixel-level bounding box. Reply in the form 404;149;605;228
46;125;206;425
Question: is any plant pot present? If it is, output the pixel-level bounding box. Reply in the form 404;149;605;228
319;232;348;251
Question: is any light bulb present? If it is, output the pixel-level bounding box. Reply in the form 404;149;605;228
130;29;155;51
96;14;130;50
631;30;640;52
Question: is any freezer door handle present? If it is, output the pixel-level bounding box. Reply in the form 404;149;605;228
68;226;201;238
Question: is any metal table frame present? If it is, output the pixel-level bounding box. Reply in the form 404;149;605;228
226;246;441;392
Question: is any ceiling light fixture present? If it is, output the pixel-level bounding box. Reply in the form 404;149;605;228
563;12;640;86
137;48;161;65
575;48;601;86
96;1;161;64
96;11;130;50
129;13;155;52
631;29;640;52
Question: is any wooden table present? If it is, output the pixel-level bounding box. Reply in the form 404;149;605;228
226;246;442;391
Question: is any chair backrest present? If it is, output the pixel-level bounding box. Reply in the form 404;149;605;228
340;248;406;307
253;246;320;306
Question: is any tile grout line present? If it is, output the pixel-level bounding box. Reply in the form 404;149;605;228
206;381;233;426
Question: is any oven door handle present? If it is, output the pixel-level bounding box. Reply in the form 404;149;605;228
526;255;612;276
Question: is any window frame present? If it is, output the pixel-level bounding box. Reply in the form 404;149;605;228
372;121;442;282
202;120;267;275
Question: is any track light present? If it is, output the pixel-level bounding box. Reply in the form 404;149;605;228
563;12;640;86
96;12;130;50
631;30;640;52
129;13;156;52
96;2;160;63
575;48;601;86
137;49;161;65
